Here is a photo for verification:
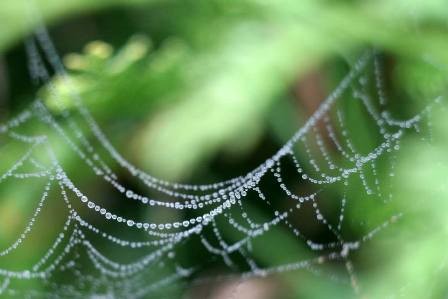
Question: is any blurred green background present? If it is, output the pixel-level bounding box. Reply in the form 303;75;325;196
1;0;448;298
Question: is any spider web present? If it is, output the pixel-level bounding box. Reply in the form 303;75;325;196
0;5;444;299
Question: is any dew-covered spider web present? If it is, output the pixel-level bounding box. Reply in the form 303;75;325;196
0;3;447;299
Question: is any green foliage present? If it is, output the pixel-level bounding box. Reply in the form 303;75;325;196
1;0;448;298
